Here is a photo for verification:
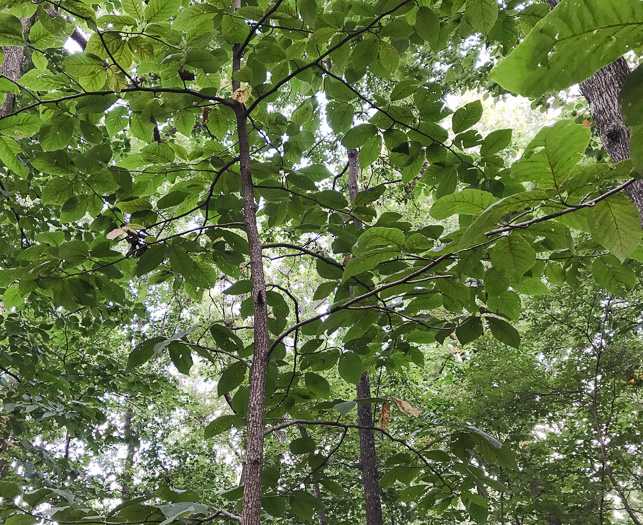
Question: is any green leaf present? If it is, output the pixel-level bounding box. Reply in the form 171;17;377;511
338;352;362;384
480;129;512;156
333;400;356;415
218;361;247;396
592;255;636;296
327;102;354;134
145;0;180;23
289;490;322;522
185;49;221;73
415;7;440;45
342;124;377;148
136;245;167;276
0;14;24;46
631;125;643;176
305;372;330;398
619;64;643;126
487;290;521;320
290;436;316;454
430;189;497;220
357;227;405;251
512;121;590;187
204;415;238;438
126;336;166;371
491;0;643;97
63;53;105;77
0;114;41;138
452;100;482;134
222;14;247;43
456;317;483;345
262;496;286;518
40;116;75;151
121;0;143;19
0;136;28;177
379;41;399;73
5;515;36;525
490;234;536;281
487;317;520;349
299;0;317;26
587;196;642;262
173;5;217;31
0;481;20;500
168;342;193;375
466;0;498;34
119;198;152;213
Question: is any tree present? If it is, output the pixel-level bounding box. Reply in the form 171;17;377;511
0;0;641;524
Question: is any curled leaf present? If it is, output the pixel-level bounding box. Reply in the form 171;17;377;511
378;401;391;431
391;396;421;416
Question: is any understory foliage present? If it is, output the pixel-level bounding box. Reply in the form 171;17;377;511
0;0;642;524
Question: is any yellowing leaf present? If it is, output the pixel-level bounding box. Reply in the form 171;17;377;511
391;396;421;416
232;86;251;103
379;402;391;431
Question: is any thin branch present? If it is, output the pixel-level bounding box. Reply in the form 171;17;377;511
484;179;637;236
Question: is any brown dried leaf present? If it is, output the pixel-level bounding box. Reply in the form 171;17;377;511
232;86;251;104
106;228;125;240
378;402;391;431
390;396;421;417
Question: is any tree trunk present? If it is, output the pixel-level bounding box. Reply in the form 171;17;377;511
543;0;643;221
347;147;384;525
298;426;328;525
0;18;31;117
121;405;138;498
231;5;271;522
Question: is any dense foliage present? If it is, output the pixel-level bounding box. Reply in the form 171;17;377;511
0;0;641;524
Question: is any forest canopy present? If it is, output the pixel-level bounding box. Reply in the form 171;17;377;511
0;0;642;524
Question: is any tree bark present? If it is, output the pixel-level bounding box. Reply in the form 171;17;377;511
0;18;31;118
543;0;643;221
231;6;271;523
298;425;328;525
121;405;139;498
347;147;384;525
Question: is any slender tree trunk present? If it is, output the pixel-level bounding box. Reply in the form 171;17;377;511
121;405;138;498
543;0;643;221
347;147;384;525
298;426;328;525
231;5;271;523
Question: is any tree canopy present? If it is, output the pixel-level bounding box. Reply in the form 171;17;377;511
0;0;642;524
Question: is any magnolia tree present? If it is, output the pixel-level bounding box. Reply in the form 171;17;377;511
0;0;641;524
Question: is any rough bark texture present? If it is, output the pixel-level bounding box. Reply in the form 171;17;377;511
232;29;271;525
347;147;384;525
0;18;30;117
543;0;643;221
236;101;271;525
356;371;384;525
